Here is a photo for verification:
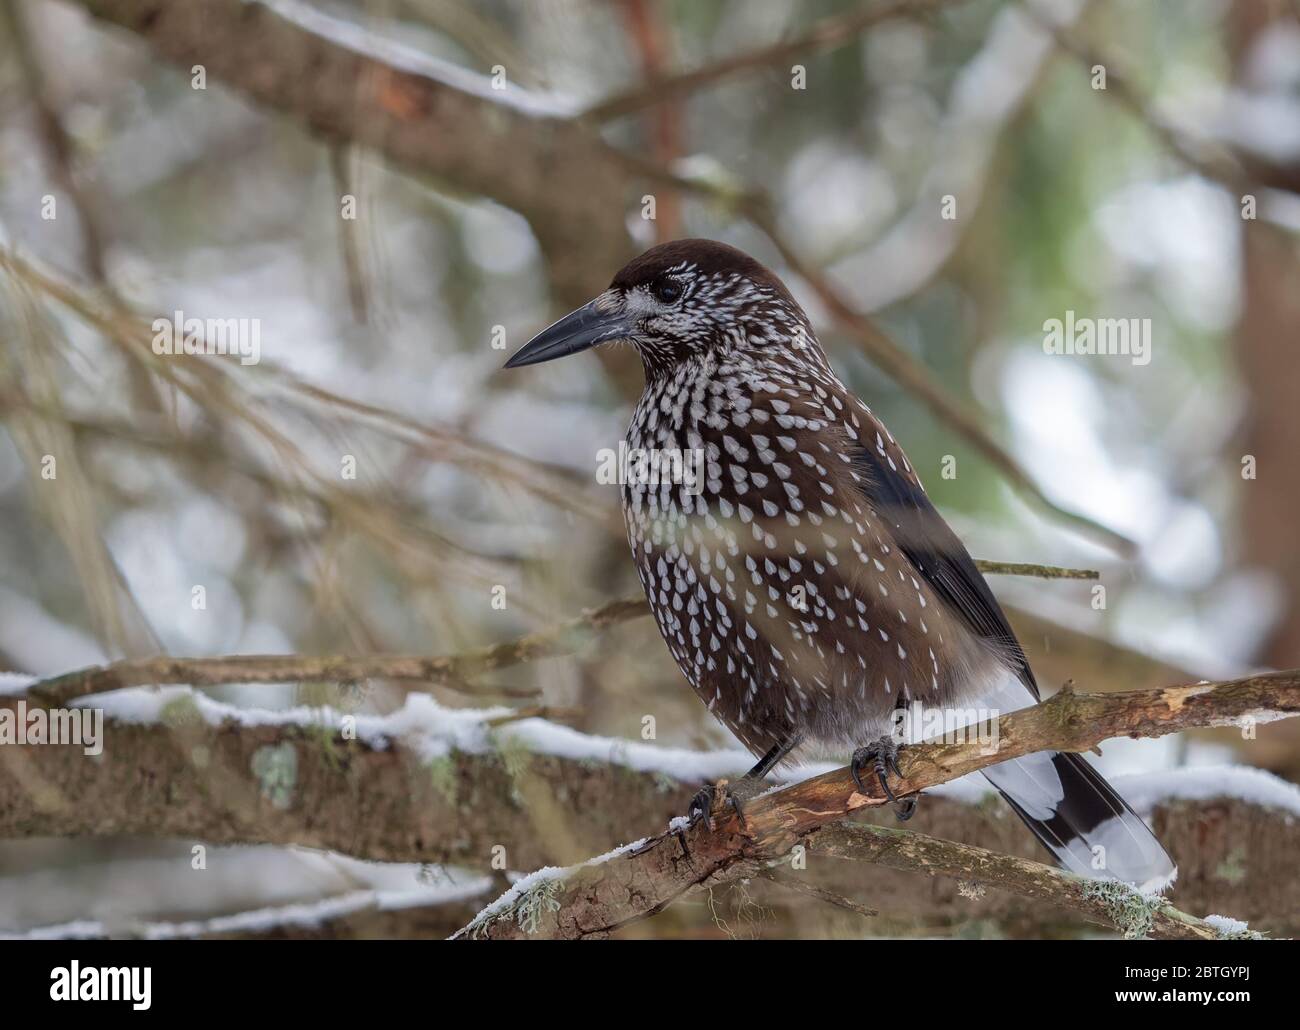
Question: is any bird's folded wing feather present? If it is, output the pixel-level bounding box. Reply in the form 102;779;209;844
845;409;1039;699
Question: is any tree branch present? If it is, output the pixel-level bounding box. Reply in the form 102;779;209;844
761;865;879;922
23;597;648;706
584;0;965;121
74;0;635;303
61;1;1134;550
1020;1;1297;205
2;683;1297;936
25;564;1094;707
451;671;1300;938
801;822;1223;940
0;689;713;870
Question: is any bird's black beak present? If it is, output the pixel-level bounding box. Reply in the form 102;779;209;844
503;300;632;368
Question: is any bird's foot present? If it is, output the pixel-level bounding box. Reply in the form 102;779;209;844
685;778;754;832
851;736;916;821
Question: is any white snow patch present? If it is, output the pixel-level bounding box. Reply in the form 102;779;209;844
12;920;107;941
261;0;580;118
503;717;755;782
1112;765;1300;820
135;875;490;940
0;671;38;696
921;764;1300;819
60;686;761;779
69;687;511;764
1204;913;1252;936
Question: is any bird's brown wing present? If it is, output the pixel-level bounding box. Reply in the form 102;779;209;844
846;417;1038;700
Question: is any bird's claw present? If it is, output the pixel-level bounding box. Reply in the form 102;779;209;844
851;736;916;821
687;783;718;831
685;779;749;832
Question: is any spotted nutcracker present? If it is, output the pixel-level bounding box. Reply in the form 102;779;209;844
505;239;1176;893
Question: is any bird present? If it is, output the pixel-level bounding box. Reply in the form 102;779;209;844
505;238;1177;894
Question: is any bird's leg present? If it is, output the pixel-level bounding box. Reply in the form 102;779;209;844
850;734;916;821
686;736;802;831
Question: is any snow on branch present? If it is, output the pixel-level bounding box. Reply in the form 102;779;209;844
451;671;1300;939
3;677;1300;936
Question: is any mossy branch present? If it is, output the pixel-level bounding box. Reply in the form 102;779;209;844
453;670;1300;939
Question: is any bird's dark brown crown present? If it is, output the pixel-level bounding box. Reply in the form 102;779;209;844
610;238;795;305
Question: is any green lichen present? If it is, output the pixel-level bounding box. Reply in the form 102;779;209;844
1082;879;1165;939
493;732;532;782
1045;686;1078;731
338;679;368;711
513;878;562;935
295;681;336;709
652;770;677;795
427;753;458;805
974;790;1005;817
160;695;203;729
1214;846;1248;886
306;721;342;772
955;918;1005;940
251;742;298;810
467;876;565;938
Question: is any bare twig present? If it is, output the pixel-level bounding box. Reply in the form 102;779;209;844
0;249;611;527
24;597;647;706
1;0;114;285
585;0;964;121
1021;2;1297;202
25;560;1094;706
618;0;684;240
761;867;879;921
328;144;372;324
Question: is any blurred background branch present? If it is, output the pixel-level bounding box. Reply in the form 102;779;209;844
65;0;1137;552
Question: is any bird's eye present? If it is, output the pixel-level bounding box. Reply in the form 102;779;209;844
652;279;681;303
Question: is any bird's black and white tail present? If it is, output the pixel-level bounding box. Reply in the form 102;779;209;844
983;750;1177;894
